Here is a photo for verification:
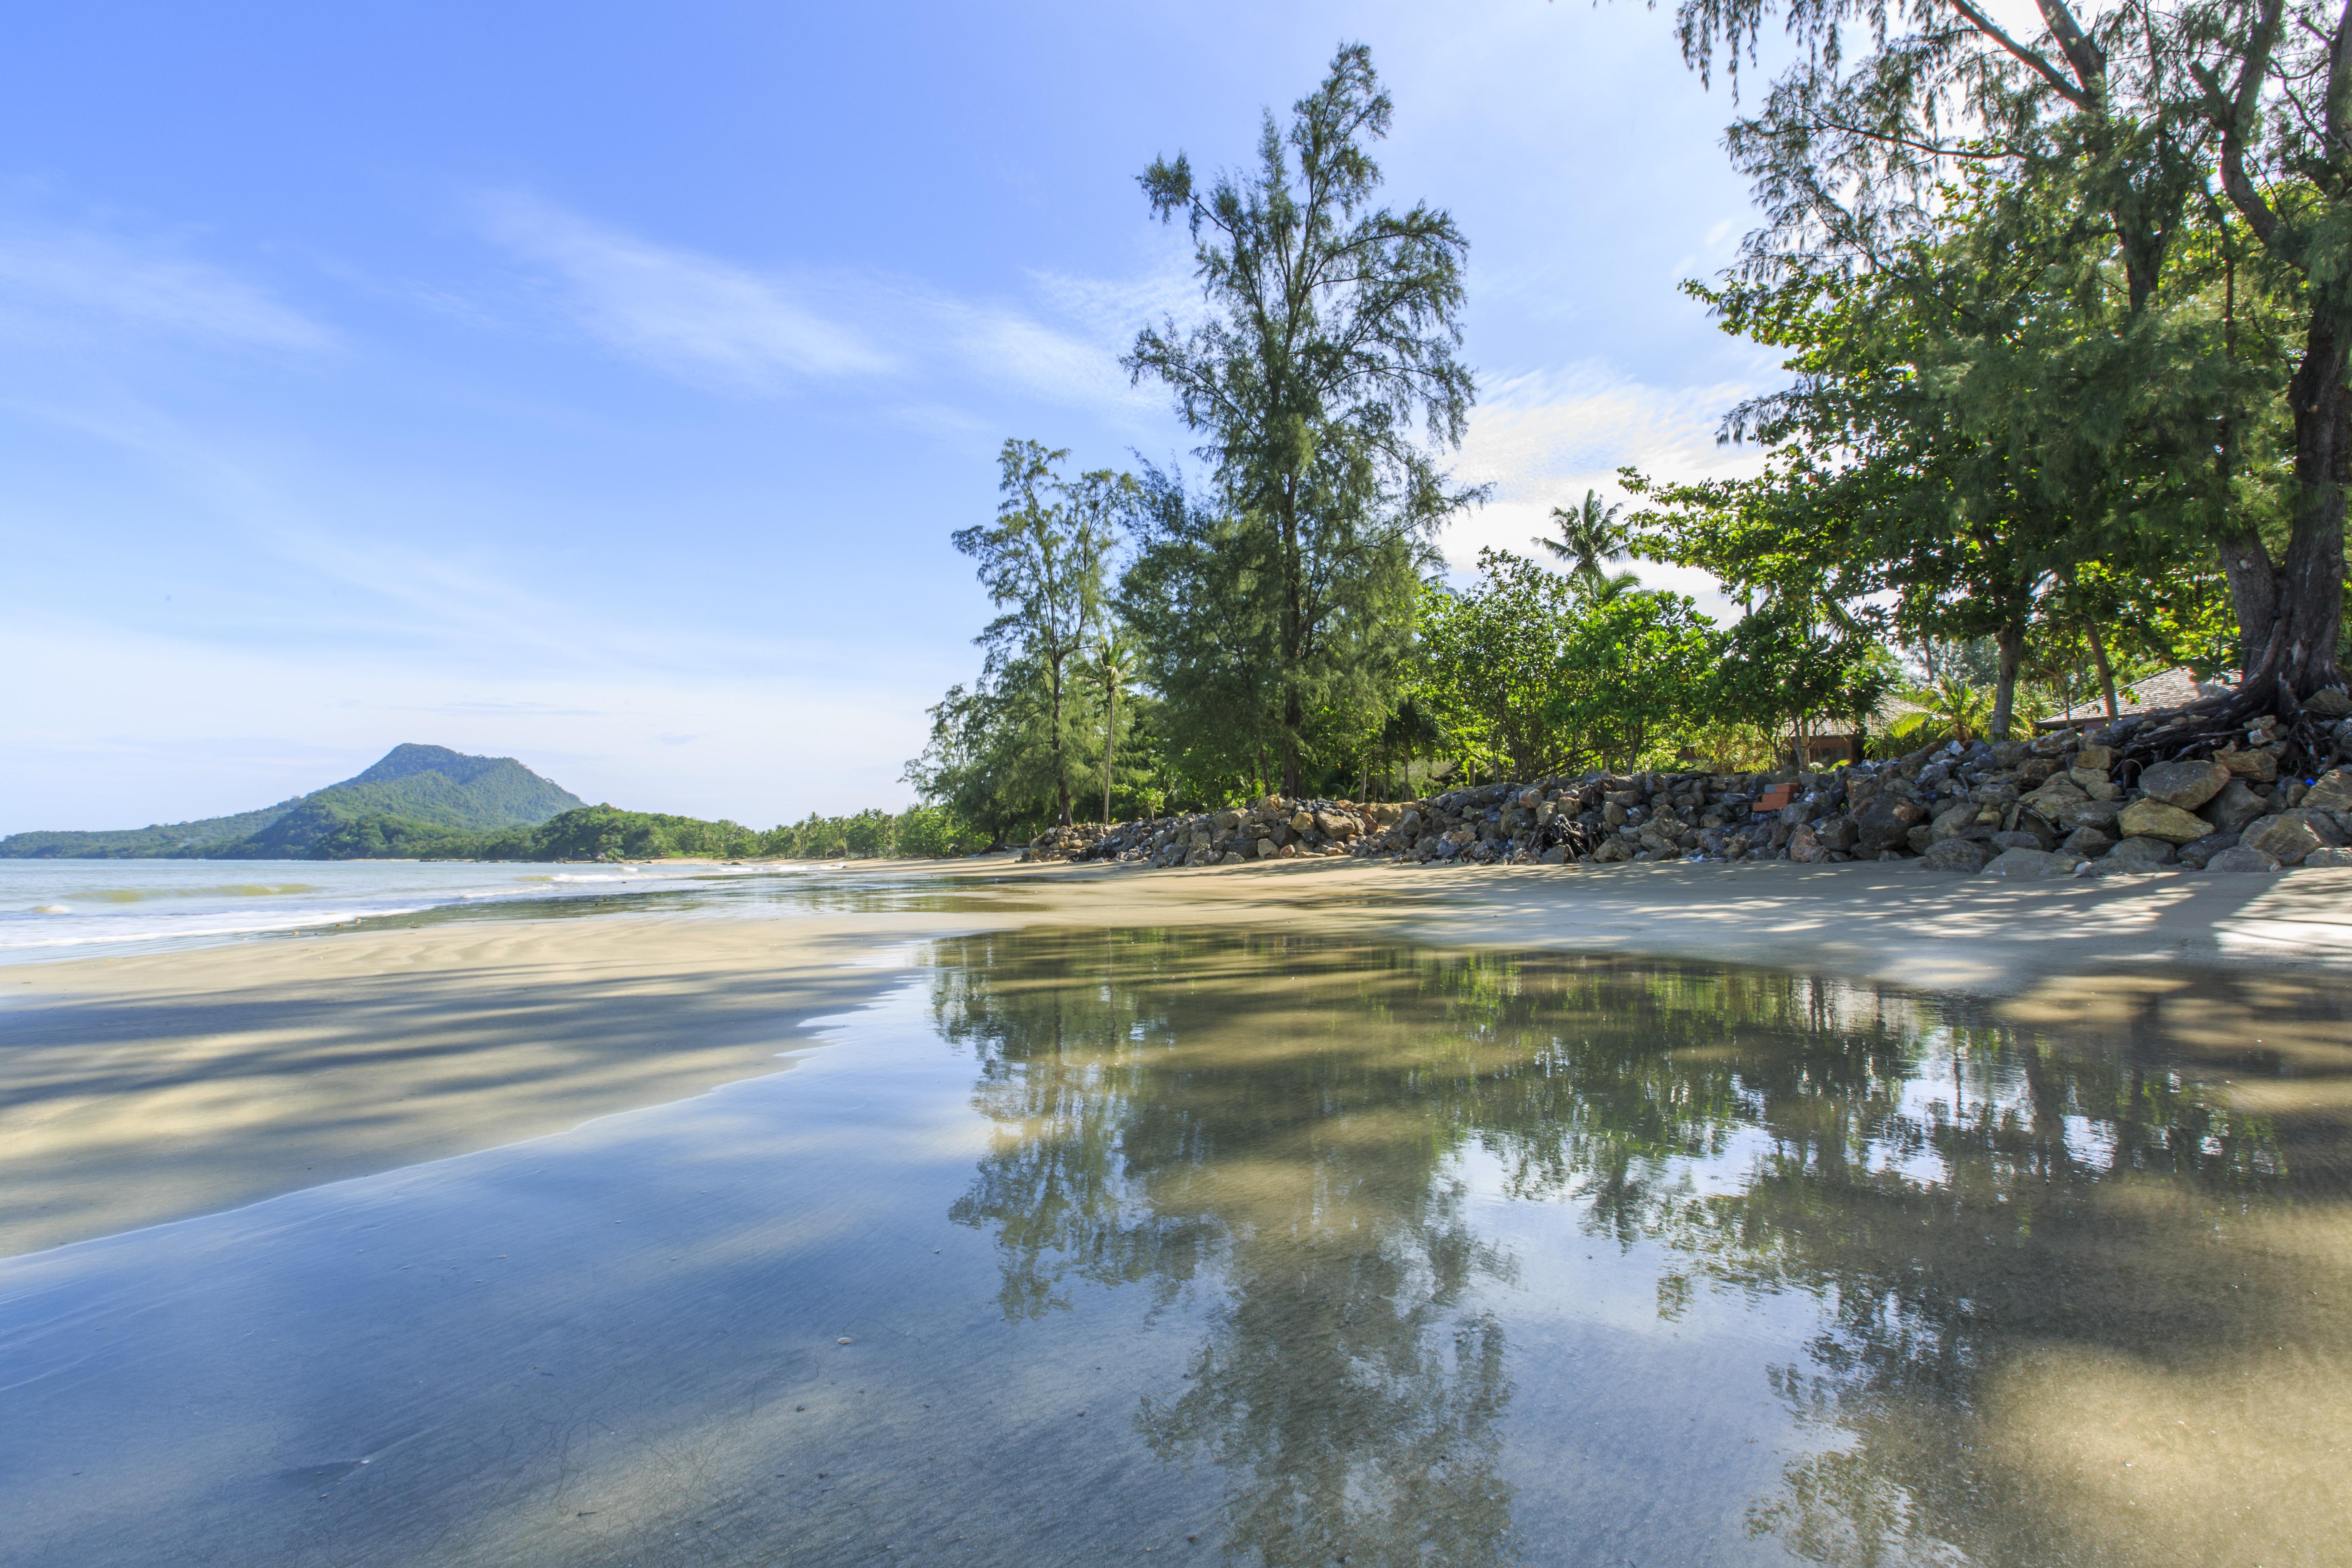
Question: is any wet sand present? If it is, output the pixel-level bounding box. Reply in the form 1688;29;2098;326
6;855;2352;1258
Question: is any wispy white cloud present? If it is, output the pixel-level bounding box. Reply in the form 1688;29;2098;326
0;221;332;352
481;195;898;388
480;194;1177;422
1444;363;1776;617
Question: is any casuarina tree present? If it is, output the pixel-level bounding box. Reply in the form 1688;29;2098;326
952;440;1128;827
1125;44;1482;797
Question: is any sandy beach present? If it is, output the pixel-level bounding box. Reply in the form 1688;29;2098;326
7;856;2352;1259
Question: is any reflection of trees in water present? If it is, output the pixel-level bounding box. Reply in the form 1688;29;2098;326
931;930;1523;1565
925;930;2347;1568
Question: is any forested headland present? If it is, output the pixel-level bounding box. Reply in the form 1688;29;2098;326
901;24;2352;852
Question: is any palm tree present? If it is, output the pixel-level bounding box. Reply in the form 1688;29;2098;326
1085;632;1139;826
1537;489;1628;584
1887;674;1994;748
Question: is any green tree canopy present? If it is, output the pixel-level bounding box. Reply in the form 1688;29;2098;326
952;439;1129;825
1124;44;1482;796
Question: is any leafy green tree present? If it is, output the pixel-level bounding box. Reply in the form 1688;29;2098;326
1125;45;1481;796
1647;0;2345;724
905;664;1066;847
1418;549;1719;778
953;439;1128;826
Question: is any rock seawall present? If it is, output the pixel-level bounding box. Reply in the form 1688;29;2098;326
1023;708;2352;878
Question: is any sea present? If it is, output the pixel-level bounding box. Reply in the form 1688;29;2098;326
0;857;855;964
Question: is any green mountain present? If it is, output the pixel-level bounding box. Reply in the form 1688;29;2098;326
0;745;586;859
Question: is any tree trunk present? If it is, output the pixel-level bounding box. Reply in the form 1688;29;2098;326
1050;656;1070;826
1102;681;1117;827
1991;622;2025;740
2267;316;2350;701
2087;622;2119;718
1280;482;1304;800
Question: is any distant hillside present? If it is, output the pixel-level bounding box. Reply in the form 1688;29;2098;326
0;801;303;859
0;745;586;859
313;744;584;830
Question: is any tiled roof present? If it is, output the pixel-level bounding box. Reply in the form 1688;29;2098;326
2050;666;2230;724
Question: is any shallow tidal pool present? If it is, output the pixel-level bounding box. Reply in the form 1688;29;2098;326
4;930;2347;1566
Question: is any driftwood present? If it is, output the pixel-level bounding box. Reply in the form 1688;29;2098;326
2106;680;2349;781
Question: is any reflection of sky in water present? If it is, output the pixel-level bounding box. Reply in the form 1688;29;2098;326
3;934;2347;1567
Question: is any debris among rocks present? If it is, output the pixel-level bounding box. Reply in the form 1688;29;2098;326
1015;708;2352;882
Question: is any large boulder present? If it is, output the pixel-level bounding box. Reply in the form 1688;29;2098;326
2207;845;2283;873
2286;807;2349;847
2303;846;2352;867
2301;767;2352;815
2306;687;2352;718
2217;748;2280;783
1983;847;2086;879
2201;779;2269;837
2024;778;2090;815
1929;801;1981;840
1919;837;1997;874
2118;797;2214;844
2061;825;2117;857
2241;812;2323;866
2097;836;2178;876
1854;796;1928;855
2136;758;2231;810
2054;798;2123;832
2177;834;2238;870
2066;767;2119;800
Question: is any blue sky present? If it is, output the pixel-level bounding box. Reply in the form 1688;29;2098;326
1;0;1784;834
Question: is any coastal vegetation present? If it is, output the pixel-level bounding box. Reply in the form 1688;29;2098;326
908;29;2352;846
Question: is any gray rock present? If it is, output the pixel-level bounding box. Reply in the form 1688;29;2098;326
2201;779;2269;837
1982;847;2087;879
2295;767;2352;815
2302;846;2352;867
2097;836;2178;875
1817;817;1859;852
2283;806;2350;847
2055;799;2123;832
2177;834;2238;870
2240;812;2322;866
1854;797;1927;854
1906;825;1937;854
1990;829;2050;853
2136;758;2232;810
1920;837;1997;874
2305;687;2352;719
2216;748;2280;783
1929;801;1981;840
2206;845;2283;873
2117;797;2214;844
2060;825;2116;857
